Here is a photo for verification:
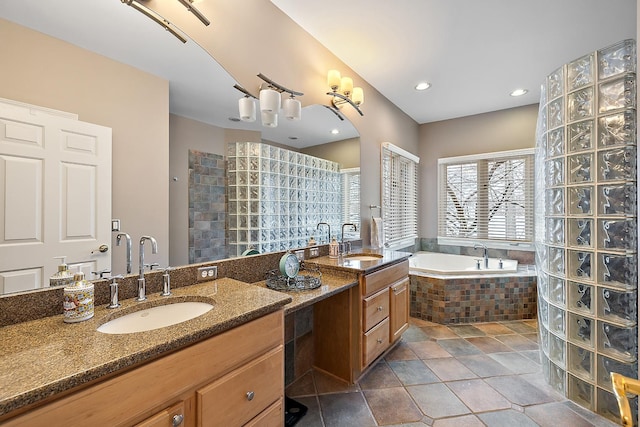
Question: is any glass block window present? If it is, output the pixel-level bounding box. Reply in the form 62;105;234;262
438;148;535;245
381;142;419;249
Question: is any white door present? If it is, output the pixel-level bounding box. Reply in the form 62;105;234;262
0;99;112;293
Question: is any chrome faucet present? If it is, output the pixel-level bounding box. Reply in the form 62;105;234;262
341;223;357;254
316;222;331;244
138;235;158;301
116;232;132;274
106;275;124;309
474;243;489;269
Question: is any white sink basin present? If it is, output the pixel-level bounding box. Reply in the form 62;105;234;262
345;254;384;261
97;301;214;334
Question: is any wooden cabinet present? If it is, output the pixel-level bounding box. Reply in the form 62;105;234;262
3;310;284;427
390;278;410;342
314;259;409;384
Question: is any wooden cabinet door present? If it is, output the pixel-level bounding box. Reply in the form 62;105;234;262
135;400;189;427
390;278;410;342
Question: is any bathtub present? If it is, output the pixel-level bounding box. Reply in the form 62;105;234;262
408;251;537;324
409;251;518;275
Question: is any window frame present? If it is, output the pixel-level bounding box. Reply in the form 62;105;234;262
437;148;535;250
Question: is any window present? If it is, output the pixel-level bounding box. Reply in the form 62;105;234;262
381;142;419;249
341;167;360;239
438;148;534;247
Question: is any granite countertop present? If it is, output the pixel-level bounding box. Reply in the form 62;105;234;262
253;249;411;314
0;278;291;418
308;249;411;273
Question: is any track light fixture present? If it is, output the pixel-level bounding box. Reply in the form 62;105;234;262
234;74;303;127
121;0;187;43
174;0;210;26
326;70;364;116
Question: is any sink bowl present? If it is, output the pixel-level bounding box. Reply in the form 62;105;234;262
345;253;384;261
97;301;214;334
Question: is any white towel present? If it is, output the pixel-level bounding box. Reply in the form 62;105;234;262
371;217;384;249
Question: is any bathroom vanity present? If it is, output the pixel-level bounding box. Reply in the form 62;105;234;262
0;279;291;426
310;252;410;383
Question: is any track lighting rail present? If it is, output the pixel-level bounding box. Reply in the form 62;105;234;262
121;0;187;43
175;0;210;26
257;73;303;97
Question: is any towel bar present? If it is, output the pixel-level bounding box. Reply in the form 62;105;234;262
611;372;640;426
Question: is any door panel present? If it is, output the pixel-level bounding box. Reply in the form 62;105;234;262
0;99;111;292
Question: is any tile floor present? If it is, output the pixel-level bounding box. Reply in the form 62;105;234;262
285;318;620;427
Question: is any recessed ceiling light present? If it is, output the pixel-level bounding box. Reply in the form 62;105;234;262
415;82;431;91
228;117;241;122
288;136;298;140
331;129;340;135
510;89;528;97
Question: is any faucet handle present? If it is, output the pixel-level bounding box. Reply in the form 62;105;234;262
106;274;124;282
92;269;111;279
145;263;160;271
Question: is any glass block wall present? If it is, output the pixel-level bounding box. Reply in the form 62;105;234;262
227;141;342;257
535;39;638;422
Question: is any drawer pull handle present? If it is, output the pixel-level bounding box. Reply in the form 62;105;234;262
377;306;383;311
172;414;184;427
246;391;255;401
377;338;383;343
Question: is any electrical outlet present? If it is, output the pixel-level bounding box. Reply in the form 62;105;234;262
197;266;217;282
295;250;305;262
309;247;319;258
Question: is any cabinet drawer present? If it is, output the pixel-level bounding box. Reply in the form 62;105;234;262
198;347;283;427
363;287;389;331
362;260;409;297
363;317;390;368
244;398;283;427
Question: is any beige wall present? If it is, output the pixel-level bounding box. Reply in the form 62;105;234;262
418;104;539;238
0;19;170;274
301;137;360;169
147;0;420;245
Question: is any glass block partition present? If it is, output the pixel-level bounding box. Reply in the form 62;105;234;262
535;39;638;422
227;142;342;257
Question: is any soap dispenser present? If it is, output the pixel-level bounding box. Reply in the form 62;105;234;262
63;265;95;323
329;236;339;259
50;256;74;288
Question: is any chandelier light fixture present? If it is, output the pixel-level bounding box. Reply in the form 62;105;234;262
327;70;364;116
234;74;303;127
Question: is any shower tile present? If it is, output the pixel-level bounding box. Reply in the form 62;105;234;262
457;354;514;378
477;409;539;427
406;383;470;419
447;379;511;413
363;387;423;425
495;334;540;351
358;361;402;390
436;338;483;356
388;359;441;385
465;336;513;354
425;357;478;381
485;375;558;406
407;340;453;359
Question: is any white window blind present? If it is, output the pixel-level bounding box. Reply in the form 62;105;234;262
438;148;534;245
341;167;360;238
381;142;419;249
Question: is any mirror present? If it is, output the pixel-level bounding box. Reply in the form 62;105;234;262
0;0;360;292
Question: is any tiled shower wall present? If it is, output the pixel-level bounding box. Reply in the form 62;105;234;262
535;39;638;422
188;150;227;263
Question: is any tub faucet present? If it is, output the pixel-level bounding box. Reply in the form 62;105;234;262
474;243;489;269
116;232;132;274
138;235;158;301
317;222;331;244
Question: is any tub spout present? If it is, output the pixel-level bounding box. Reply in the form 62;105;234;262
473;243;489;269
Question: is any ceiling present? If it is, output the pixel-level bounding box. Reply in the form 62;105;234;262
1;0;636;138
271;0;637;124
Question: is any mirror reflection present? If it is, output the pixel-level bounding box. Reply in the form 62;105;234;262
0;0;360;294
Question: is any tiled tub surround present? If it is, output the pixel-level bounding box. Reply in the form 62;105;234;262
535;40;639;419
188;150;227;263
410;266;538;324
